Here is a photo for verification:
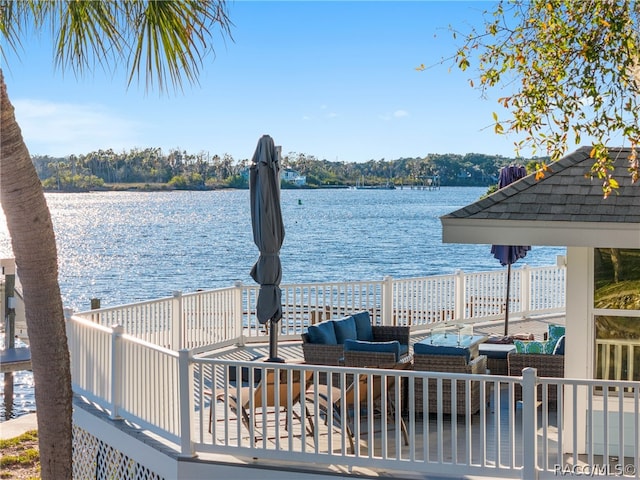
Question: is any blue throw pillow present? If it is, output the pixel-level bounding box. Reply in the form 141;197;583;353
307;321;337;344
344;339;400;362
413;342;471;362
333;316;358;344
553;335;565;355
352;311;374;341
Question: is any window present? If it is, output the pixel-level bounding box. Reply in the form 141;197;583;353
594;248;640;310
595;315;640;382
593;248;640;384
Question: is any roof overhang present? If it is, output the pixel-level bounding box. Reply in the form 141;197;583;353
441;218;640;248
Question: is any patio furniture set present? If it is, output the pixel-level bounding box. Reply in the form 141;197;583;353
302;312;491;416
212;312;565;444
301;311;566;410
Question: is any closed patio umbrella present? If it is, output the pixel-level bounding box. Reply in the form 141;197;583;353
250;134;285;362
490;165;530;336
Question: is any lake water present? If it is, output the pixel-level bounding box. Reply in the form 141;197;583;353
0;187;565;419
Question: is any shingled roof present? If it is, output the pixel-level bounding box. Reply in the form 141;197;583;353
441;147;640;248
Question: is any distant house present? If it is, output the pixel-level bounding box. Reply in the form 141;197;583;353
281;168;307;186
240;166;307;186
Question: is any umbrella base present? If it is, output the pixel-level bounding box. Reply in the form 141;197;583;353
267;321;285;363
265;357;285;363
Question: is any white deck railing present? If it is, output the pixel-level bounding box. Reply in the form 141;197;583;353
74;264;567;351
66;313;640;478
65;261;640;478
597;338;640;383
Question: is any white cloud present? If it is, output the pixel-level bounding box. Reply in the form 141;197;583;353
12;99;142;156
378;109;409;121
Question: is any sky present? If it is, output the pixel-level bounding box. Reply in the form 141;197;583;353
1;1;533;163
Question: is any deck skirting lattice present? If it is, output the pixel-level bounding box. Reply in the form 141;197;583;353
73;425;165;480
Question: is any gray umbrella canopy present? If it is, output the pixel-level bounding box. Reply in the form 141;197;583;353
490;165;530;336
249;135;285;361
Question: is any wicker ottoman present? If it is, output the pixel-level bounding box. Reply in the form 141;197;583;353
478;343;516;376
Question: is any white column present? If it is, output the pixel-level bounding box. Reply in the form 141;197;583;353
564;246;592;453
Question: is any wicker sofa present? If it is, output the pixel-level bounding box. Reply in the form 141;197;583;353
507;352;565;405
507;326;565;406
301;311;410;366
343;346;413;369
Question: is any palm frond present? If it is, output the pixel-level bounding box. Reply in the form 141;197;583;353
1;0;232;94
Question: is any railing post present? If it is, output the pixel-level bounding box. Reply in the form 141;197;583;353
178;349;195;458
64;309;73;342
172;291;183;350
454;269;465;322
234;281;245;346
110;324;124;420
520;264;531;318
522;367;539;480
382;276;394;326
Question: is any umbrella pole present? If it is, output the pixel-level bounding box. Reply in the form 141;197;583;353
504;263;511;336
267;320;284;363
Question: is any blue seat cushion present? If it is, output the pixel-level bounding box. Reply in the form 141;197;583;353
344;339;400;362
553;335;565;355
306;321;338;344
414;342;471;362
352;311;374;341
333;316;358;344
478;343;516;359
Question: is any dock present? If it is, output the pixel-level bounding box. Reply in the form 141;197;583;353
0;347;32;373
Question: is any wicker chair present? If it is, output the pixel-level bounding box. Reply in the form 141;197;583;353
507;352;565;406
301;325;410;366
412;353;487;415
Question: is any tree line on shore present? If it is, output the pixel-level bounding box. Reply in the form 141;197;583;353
32;147;545;191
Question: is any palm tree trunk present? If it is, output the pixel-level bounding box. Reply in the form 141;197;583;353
1;70;73;479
